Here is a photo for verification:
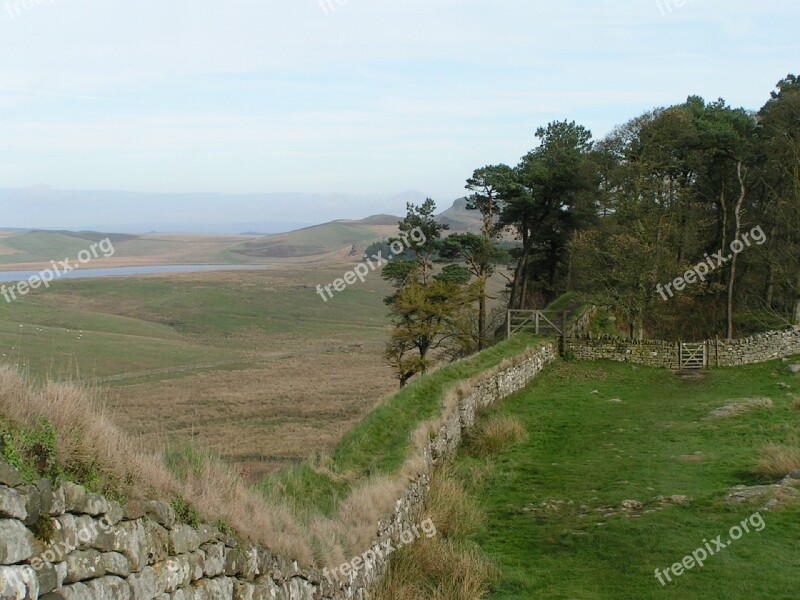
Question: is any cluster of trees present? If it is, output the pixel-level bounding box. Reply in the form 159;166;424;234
384;74;799;385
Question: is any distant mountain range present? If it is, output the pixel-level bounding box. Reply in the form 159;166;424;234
227;199;482;260
0;197;484;265
0;187;431;235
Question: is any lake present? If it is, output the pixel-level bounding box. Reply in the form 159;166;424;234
0;264;271;283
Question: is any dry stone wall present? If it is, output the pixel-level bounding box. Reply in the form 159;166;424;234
566;336;678;368
709;328;800;366
566;326;800;369
0;341;560;600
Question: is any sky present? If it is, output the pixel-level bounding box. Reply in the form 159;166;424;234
0;0;797;227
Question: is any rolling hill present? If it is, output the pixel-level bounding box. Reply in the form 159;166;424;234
0;200;486;267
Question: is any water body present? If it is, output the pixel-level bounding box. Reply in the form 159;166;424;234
0;264;271;283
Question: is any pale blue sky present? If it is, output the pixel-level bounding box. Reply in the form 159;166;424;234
0;0;797;225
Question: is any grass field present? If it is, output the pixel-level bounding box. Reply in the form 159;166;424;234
448;358;800;599
0;265;402;478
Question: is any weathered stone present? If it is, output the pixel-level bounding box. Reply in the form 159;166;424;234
256;577;283;600
154;556;189;593
105;501;124;526
0;565;38;600
48;514;78;560
224;548;243;577
0;464;22;489
123;500;147;521
239;548;259;581
233;580;255;600
48;486;66;518
170;588;188;600
0;520;35;565
85;576;132;600
169;525;200;556
143;521;170;565
61;483;87;513
194;524;216;546
78;492;112;517
186;551;204;582
74;515;101;549
200;544;224;578
35;480;54;517
127;567;162;600
18;486;40;529
0;486;27;521
100;552;131;578
788;364;800;374
30;562;61;598
144;502;176;530
41;582;90;600
192;577;233;600
48;563;68;590
95;520;148;572
64;549;105;584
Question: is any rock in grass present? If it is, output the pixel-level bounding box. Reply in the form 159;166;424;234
707;398;773;419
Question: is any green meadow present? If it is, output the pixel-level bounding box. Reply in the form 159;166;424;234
450;358;800;599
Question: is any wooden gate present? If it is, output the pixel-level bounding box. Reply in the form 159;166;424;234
680;342;707;369
507;310;564;337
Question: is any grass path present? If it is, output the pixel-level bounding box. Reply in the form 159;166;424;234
455;358;800;599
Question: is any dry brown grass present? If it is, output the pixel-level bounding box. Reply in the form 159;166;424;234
374;466;496;600
108;349;395;481
755;443;800;479
0;335;543;570
0;366;176;500
793;395;800;411
0;361;500;569
471;415;528;456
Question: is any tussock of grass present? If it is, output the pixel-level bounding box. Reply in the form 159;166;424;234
374;467;496;600
756;443;800;479
470;415;528;456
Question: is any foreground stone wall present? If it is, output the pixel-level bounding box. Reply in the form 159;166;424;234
0;341;559;600
566;327;800;369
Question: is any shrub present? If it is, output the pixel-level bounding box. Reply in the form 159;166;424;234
755;443;800;479
471;416;528;456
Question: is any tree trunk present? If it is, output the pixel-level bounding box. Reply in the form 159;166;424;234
726;162;746;339
764;225;778;308
508;240;533;310
794;271;800;326
478;275;487;350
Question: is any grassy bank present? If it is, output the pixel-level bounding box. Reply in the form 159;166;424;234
255;333;549;517
443;357;800;599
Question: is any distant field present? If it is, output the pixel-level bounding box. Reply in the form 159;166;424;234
0;225;513;479
0;265;400;478
0;223;401;269
453;359;800;599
